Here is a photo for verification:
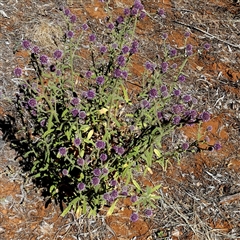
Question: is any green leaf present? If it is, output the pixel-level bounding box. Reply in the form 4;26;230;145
154;148;161;158
80;125;91;133
61;197;80;217
121;83;131;104
42;128;55;138
87;129;94;140
132;179;141;191
107;199;119;216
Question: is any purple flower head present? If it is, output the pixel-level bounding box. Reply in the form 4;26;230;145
141;99;150;109
204;43;211;51
40;55;49;65
85;70;92;78
145;209;153;217
62;169;68;176
186;50;193;56
173;116;181;125
74;137;81;147
182;94;192;103
96;76;105;85
171;63;178;69
79;111;86;119
139;11;146;19
103;193;110;201
93;168;102;177
64;8;71;16
28;98;37;108
114;146;125;155
124;8;130;16
100;153;107;161
178;74;186;82
200;111;211;122
130;212;139;222
184;31;191;38
59;147;67;156
96;140;106;149
110;190;118;199
190;110;197;119
161;62;168;73
56;69;61;76
89;34;96;42
14;67;22;77
100;45;107;54
160;85;167;93
102;167;109;175
158;8;166;18
110;179;117;187
86;89;96;100
162;33;168;39
116;16;124;24
122;46;129;54
186;44;193;51
71;108;79;117
131;7;138;16
121;70;128;79
130;195;138;203
121;186;128;196
70;15;77;23
53;49;63;60
131;40;139;49
170;48;177;57
22;40;31;49
172;104;184;114
107;22;115;30
207;125;213;131
77;182;85;191
157;111;163;120
40;119;46;127
214;143;221;151
77;158;84;166
31;110;37;116
117;55;126;67
82;23;89;31
71;97;80;106
145;61;154;71
192;97;198;104
32;46;40;54
182;142;189;151
149;88;158;98
92;177;100;186
173;89;181;96
134;0;144;10
114;68;122;78
67;30;74;38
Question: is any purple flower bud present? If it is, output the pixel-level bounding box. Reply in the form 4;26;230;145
204;43;211;51
107;22;114;30
121;70;128;79
114;68;122;78
93;168;102;177
124;8;130;16
134;0;144;10
77;182;85;191
178;74;186;82
14;67;22;77
200;111;210;122
70;15;77;23
40;55;49;65
79;111;86;119
74;137;81;146
149;88;158;98
102;167;109;175
141;99;150;109
182;142;189;151
139;11;146;19
96;76;105;85
145;209;153;217
116;16;124;24
214;143;221;150
162;33;168;39
130;212;139;222
62;169;68;176
86;89;96;100
117;55;126;67
67;30;74;38
158;8;166;18
207;125;213;131
71;108;79;117
103;193;110;201
173;89;181;96
186;44;193;51
161;62;168;73
110;189;118;199
85;70;92;78
122;46;129;54
130;195;138;203
100;153;107;161
64;8;71;16
110;179;117;187
171;63;178;69
160;85;167;93
186;50;193;56
53;49;63;60
32;46;40;54
173;116;181;125
172;104;184;114
71;97;80;106
145;61;154;71
82;23;89;31
56;69;61;76
89;34;96;42
184;31;190;38
92;177;100;186
28;98;37;108
40;119;46;127
77;158;84;166
59;147;67;156
96;140;106;149
170;48;177;57
131;8;138;16
157;111;163;120
182;94;192;103
22;40;31;49
100;45;107;54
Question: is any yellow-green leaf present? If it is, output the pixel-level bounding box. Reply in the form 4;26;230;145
132;179;141;191
107;199;119;216
87;129;94;140
154;148;161;158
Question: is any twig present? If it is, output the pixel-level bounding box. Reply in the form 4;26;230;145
173;20;240;49
219;192;240;205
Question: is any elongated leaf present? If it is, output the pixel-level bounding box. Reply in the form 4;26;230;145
61;197;80;217
87;129;94;140
107;199;119;216
132;179;141;191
